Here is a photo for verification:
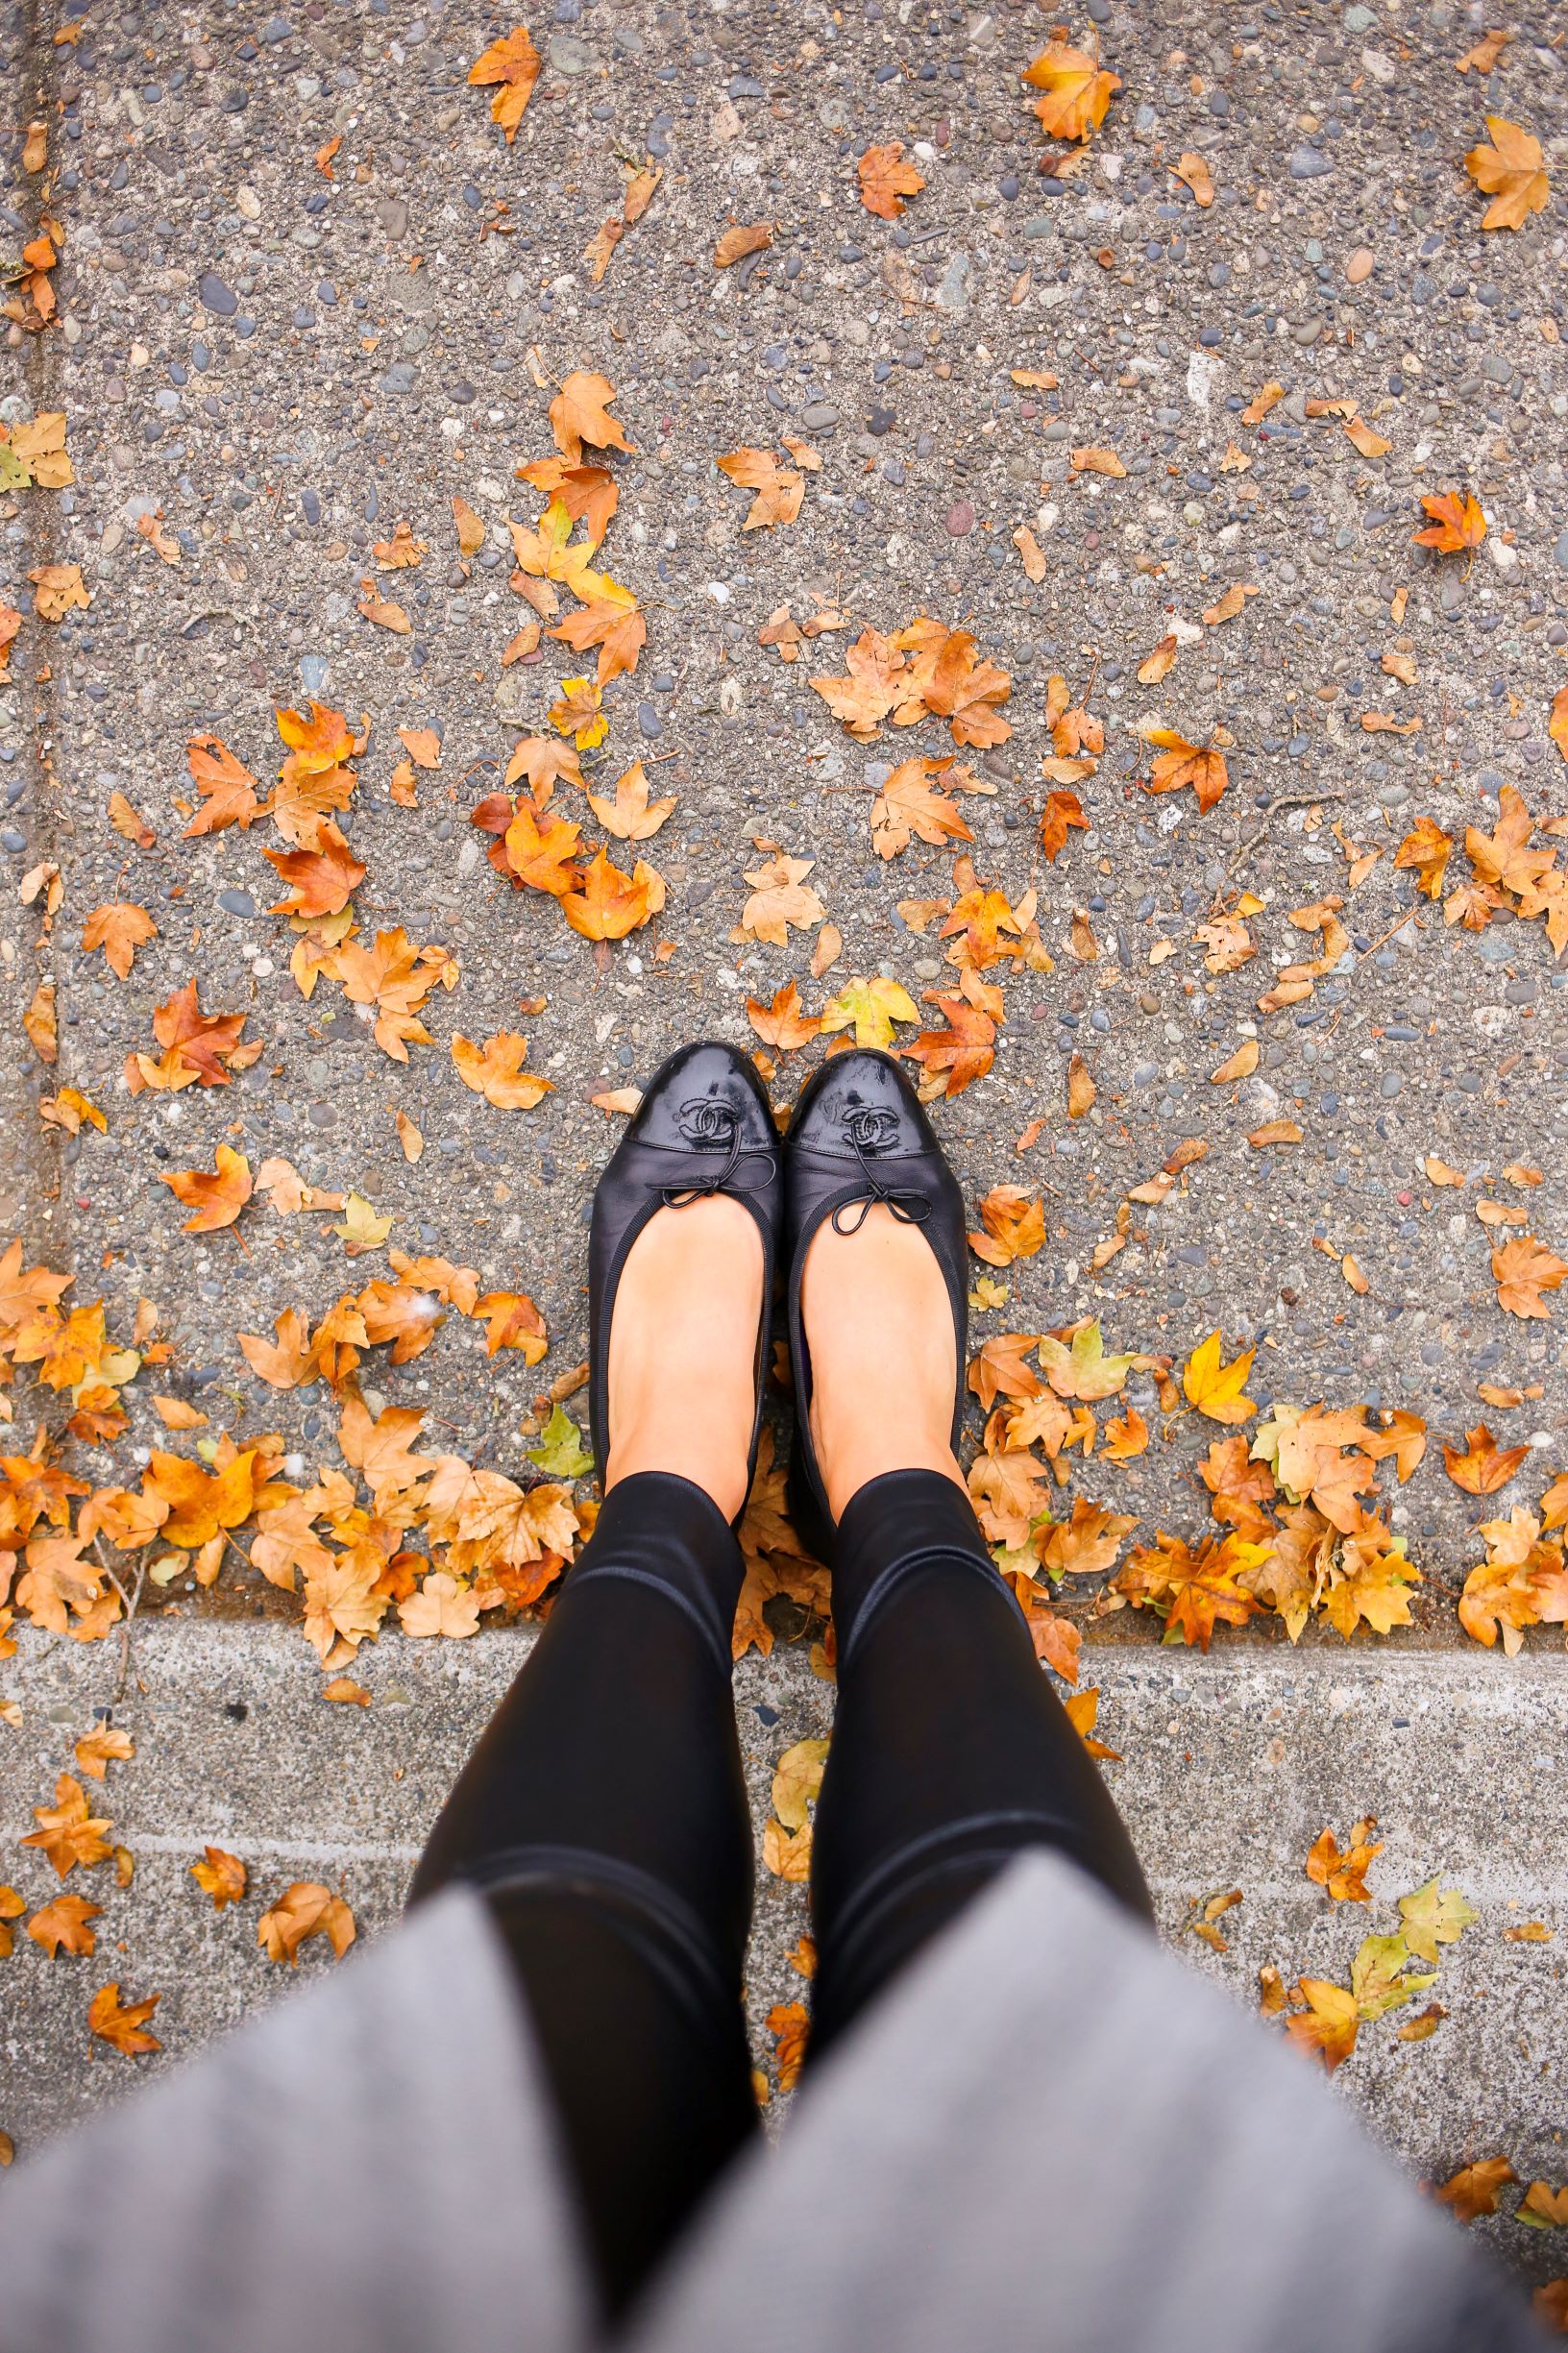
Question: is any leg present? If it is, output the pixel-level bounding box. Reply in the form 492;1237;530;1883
800;1211;1152;2057
411;1197;765;2317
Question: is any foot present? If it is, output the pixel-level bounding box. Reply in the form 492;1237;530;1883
799;1203;968;1523
605;1193;764;1524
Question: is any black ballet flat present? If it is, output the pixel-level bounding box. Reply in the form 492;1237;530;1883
588;1041;781;1516
783;1048;968;1557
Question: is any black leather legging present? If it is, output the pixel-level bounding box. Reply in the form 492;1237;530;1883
411;1467;1150;2320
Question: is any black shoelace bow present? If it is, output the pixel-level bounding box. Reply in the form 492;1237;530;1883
830;1102;933;1235
656;1096;778;1209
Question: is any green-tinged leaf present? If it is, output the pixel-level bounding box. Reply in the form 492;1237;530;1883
1351;1931;1437;2022
525;1404;593;1480
1398;1877;1479;1966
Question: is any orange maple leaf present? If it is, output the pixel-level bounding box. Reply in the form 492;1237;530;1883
263;820;367;919
562;849;664;941
1464;117;1550;232
184;734;266;834
1412;489;1486;553
81;901;157;981
1022;39;1121;141
88;1981;161;2054
1143;727;1229;812
900;991;996;1098
159;1144;253;1234
548;370;634;466
1442;1423;1531;1496
858;140;924;219
467;25;541;141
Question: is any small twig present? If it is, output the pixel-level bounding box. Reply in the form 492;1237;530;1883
95;1537;147;1705
1261;787;1348;812
1358;905;1424;964
1226;787;1350;873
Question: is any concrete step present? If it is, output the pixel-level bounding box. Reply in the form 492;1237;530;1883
2;1623;1565;2287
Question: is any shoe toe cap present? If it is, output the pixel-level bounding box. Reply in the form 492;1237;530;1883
793;1050;927;1155
632;1041;773;1151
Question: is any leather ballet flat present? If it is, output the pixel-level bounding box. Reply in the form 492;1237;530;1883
588;1041;781;1514
782;1048;968;1556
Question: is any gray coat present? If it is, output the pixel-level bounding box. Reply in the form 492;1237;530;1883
0;1853;1537;2352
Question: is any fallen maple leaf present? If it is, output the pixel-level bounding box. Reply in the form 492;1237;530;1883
257;1879;356;1965
1458;1507;1568;1653
1437;2155;1517;2222
1102;1406;1149;1463
1549;685;1568;773
1465;116;1550;232
968;1188;1046;1267
1306;1821;1382;1903
1493;1235;1568;1320
190;1845;248;1910
714;221;772;268
81;901;157;981
1070;444;1127;478
1013;525;1048;583
496;797;583;896
1064;1686;1121;1759
88;1981;161;2054
1183;1331;1257;1426
400;1571;480;1640
373;519;425;571
1023;38;1120;141
1172;151;1213;207
23;979;56;1065
1036;1498;1137;1580
1112;1527;1268;1651
549;370;634;466
585;759;676;841
468;24;541;141
28;1892;101;1957
264;821;367;919
357;576;410;633
1138;634;1179;685
1457;28;1510;73
562;848;663;941
72;1727;133;1780
159;1145;253;1234
1412;489;1486;553
820;974;919;1052
717;446;804;531
22;1773;112;1877
737;851;825;946
184;734;266;835
1039;786;1088;863
1143;727;1229;812
30;560;89;621
549;674;606;751
1399;1876;1479;1964
1394;816;1454;898
1202;582;1257;626
1443;1423;1530;1496
1210;1039;1260;1084
901;991;996;1098
747;980;821;1051
858;140;924;219
870;758;973;859
450;1032;552;1112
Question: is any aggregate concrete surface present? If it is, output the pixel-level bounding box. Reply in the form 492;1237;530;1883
3;0;1568;2292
